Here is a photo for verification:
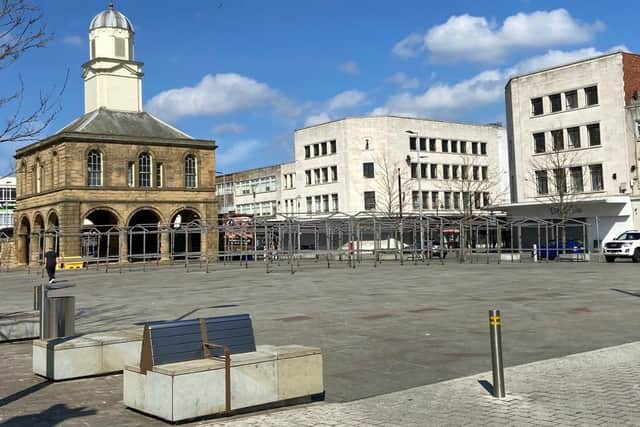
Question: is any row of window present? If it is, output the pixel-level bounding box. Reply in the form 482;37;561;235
409;163;489;181
235;176;276;196
535;164;604;195
531;86;598;116
533;123;600;153
0;212;12;228
236;201;276;216
0;187;16;202
283;173;296;190
305;194;339;213
305;166;338;186
304;140;337;159
409;137;487;155
410;191;491;211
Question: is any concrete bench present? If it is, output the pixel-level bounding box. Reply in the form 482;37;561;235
32;328;142;380
0;311;39;342
123;314;323;422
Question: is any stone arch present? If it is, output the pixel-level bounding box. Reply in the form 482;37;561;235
169;207;202;260
16;216;31;265
46;209;60;255
127;208;162;262
82;207;122;260
33;212;45;260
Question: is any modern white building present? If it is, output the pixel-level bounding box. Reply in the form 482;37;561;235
504;51;640;249
0;176;16;229
216;164;283;217
292;116;508;216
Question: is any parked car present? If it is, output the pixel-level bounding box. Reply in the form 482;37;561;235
537;240;584;260
603;230;640;263
405;240;448;259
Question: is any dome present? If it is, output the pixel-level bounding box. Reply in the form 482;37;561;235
89;3;134;32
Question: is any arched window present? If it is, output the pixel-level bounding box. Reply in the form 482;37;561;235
185;155;197;189
138;153;152;187
87;150;102;186
35;160;42;193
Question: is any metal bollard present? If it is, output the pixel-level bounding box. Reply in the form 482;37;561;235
489;309;505;398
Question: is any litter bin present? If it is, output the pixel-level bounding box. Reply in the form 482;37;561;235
44;296;75;339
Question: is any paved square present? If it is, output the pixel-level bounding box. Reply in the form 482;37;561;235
0;260;639;425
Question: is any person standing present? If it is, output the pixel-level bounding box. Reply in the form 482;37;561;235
44;247;57;284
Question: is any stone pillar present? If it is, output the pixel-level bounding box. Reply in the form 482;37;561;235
30;233;41;265
161;230;170;262
119;229;128;263
58;202;82;259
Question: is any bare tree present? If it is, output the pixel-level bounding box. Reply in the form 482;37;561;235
452;155;504;217
372;152;412;217
1;0;65;144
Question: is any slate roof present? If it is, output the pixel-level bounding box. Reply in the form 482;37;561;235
58;108;194;140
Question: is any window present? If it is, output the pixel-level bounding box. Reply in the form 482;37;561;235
365;139;370;150
322;195;329;212
156;163;163;188
442;140;449;152
429;138;436;152
461;165;468;180
590;164;604;191
430;164;437;179
314;195;321;213
473;165;479;181
532;97;543;116
138;153;152;187
185;154;197;188
321;167;328;183
306;197;312;213
331;166;338;181
480;143;487;155
330;140;337;153
363;162;374;178
483;193;490;207
314;168;320;184
419;137;427;151
588;124;601;146
115;37;126;57
463;192;470;210
444;192;451;209
474;193;481;209
431;192;439;210
305;170;311;185
585;86;598;105
443;164;450;179
87;150;102;186
565;90;578;109
552;130;564;151
570;166;583;193
451;140;458;153
534;132;546;153
472;142;478;154
321;142;327;155
313;144;320;156
420;163;428;179
567;127;581;148
409;137;417;151
127;162;135;187
421;191;429;210
482;166;488;181
364;191;376;210
412;191;420;209
331;194;339;211
304;146;310;159
460;141;467;153
452;165;459;179
410;163;417;179
91;39;96;59
35;161;42;193
550;93;562;112
453;192;460;209
554;168;567;194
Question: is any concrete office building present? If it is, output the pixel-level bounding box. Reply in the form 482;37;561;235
504;51;640;248
0;176;16;230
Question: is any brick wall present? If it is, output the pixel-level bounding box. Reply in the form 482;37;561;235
622;53;640;106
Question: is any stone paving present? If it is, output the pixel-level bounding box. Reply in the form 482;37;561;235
0;261;639;425
201;342;640;427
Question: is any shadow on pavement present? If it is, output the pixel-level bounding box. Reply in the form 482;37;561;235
0;403;96;426
0;381;50;409
478;379;494;396
610;288;640;298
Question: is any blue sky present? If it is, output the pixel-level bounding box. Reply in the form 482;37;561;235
1;0;638;175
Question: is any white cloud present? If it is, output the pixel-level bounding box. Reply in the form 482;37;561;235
217;140;262;167
375;46;623;118
386;72;420;89
304;90;367;126
393;9;604;63
338;61;359;75
62;35;83;47
212;122;245;135
145;73;296;121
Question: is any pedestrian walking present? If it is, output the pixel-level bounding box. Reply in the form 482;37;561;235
44;247;57;283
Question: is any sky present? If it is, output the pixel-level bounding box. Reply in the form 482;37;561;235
1;0;638;176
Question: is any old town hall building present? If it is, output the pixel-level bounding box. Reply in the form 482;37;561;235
13;4;217;265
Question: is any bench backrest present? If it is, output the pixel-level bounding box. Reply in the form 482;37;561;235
139;313;255;373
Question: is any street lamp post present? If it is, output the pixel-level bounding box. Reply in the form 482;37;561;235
406;130;426;259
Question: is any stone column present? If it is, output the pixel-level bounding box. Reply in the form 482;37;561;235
161;230;170;262
119;228;128;263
